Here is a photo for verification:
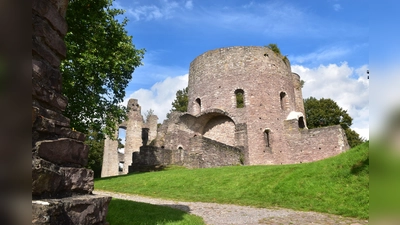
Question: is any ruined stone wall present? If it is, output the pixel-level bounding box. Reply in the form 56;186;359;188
283;121;349;164
130;136;242;172
32;0;110;224
144;115;158;145
187;46;300;165
101;130;119;177
173;136;243;168
129;146;172;172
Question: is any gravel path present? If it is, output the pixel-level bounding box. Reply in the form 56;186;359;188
94;190;368;225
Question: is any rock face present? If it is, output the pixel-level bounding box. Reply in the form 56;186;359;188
32;0;110;224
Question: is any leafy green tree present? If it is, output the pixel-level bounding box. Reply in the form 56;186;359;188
304;97;365;148
144;108;155;123
61;0;145;139
85;130;105;178
171;87;188;112
166;87;188;119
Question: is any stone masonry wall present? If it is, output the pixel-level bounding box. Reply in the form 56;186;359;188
101;130;119;177
129;146;172;172
173;136;243;169
283;121;349;164
32;0;111;224
187;46;301;165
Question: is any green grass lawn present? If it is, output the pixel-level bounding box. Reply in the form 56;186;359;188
96;142;369;219
106;199;205;225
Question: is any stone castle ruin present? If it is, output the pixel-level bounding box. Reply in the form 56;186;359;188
101;46;350;177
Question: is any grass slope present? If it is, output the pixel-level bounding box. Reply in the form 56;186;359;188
96;142;369;219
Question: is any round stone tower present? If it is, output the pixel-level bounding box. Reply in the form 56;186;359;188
187;46;307;165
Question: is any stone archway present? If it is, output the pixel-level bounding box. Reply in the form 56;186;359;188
203;116;236;146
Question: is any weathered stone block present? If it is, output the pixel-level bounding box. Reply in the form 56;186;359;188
32;15;67;57
60;167;94;194
32;195;111;225
32;0;68;36
32;158;94;197
35;138;88;167
32;78;68;111
32;157;63;197
32;59;63;92
32;36;61;68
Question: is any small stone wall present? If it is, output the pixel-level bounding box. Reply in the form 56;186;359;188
284;120;349;164
193;137;244;168
129;146;172;172
129;136;243;172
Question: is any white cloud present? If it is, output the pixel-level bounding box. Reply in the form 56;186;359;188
292;63;369;139
123;74;189;123
120;0;191;21
333;4;342;11
185;0;193;10
291;46;352;64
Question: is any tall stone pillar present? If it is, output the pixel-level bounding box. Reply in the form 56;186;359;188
145;115;159;145
32;0;111;224
123;99;144;174
101;130;119;177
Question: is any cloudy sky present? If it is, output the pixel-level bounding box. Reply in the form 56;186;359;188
114;0;370;140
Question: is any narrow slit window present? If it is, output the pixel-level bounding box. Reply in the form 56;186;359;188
194;98;201;114
298;116;305;128
280;92;287;110
235;89;245;108
264;129;270;147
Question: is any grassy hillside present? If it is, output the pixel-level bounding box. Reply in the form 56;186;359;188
96;142;369;219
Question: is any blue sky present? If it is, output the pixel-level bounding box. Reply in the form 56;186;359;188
114;0;370;140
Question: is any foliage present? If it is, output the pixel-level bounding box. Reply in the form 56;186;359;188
168;87;188;117
117;138;124;149
144;108;155;123
345;128;366;149
95;142;369;219
61;0;145;139
304;97;352;129
107;199;205;225
266;43;282;55
300;80;305;88
304;97;365;147
85;130;105;178
235;91;244;108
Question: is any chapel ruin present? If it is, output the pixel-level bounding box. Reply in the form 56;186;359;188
101;46;350;177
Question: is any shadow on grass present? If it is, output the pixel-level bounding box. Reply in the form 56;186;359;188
107;199;204;225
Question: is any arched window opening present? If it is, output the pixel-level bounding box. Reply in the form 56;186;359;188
178;146;183;150
298;116;305;128
196;98;201;107
142;128;149;146
194;98;202;114
235;89;245;108
117;127;126;154
280;92;287;110
118;162;124;172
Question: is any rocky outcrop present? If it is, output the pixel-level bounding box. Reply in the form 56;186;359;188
32;0;110;224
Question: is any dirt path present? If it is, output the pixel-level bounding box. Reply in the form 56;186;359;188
94;190;368;225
